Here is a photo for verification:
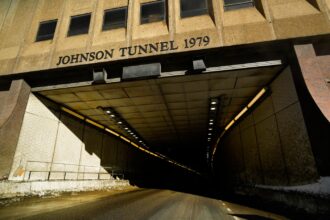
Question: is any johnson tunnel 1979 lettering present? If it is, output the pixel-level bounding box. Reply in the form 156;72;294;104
56;37;209;66
56;49;114;66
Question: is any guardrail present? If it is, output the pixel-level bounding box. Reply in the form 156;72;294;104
23;161;124;181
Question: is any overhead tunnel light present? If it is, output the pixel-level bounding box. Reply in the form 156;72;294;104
60;106;201;176
224;120;235;131
247;88;267;108
205;97;221;163
98;106;147;148
234;107;248;121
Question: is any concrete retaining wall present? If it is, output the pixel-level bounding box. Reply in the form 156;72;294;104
7;93;135;182
0;179;129;198
0;80;30;180
235;185;330;215
216;66;319;186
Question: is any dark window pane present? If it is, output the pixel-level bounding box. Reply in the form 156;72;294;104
36;20;57;41
68;13;91;36
224;0;254;11
141;0;165;24
103;7;127;30
180;0;208;18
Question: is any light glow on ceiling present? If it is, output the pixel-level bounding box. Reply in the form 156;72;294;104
211;87;268;162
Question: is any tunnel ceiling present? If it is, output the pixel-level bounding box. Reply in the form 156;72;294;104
38;65;282;161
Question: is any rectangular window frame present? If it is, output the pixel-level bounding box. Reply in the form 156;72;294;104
102;7;128;31
36;19;57;42
67;13;91;37
180;0;209;18
224;0;255;11
140;0;166;25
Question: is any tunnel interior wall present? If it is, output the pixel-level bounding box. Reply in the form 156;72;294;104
214;66;319;188
6;92;203;192
7;93;158;182
292;43;330;176
8;93;131;181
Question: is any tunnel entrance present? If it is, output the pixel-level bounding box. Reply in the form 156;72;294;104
1;40;329;218
34;61;283;172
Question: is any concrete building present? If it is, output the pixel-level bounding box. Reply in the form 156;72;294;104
0;0;329;211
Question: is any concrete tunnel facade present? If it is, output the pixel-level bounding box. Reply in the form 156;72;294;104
0;0;329;214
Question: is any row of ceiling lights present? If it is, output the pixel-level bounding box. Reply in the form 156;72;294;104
206;98;220;161
99;107;203;175
61;106;200;175
100;107;148;148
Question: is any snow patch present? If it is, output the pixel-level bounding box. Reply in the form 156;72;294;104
256;176;330;197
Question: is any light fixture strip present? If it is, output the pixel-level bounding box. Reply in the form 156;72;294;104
100;106;146;147
234;107;248;121
206;98;220;163
247;88;266;108
211;87;268;162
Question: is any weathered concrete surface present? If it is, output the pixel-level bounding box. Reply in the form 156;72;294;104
294;43;330;122
0;0;329;75
235;185;330;215
292;43;330;176
0;80;31;180
216;67;318;186
0;179;129;199
8;93;131;182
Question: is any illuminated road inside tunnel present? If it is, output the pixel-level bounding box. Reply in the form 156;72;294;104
0;188;287;220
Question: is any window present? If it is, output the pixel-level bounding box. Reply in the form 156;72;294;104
36;20;57;41
68;13;91;36
103;7;127;30
224;0;254;11
141;0;165;24
180;0;208;18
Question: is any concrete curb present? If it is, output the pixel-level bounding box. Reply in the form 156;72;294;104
0;179;130;198
235;185;330;214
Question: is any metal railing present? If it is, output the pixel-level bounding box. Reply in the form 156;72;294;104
23;161;124;181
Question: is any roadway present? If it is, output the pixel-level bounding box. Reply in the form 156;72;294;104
0;188;287;220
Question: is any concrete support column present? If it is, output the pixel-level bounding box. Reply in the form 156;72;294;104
294;43;330;122
292;43;330;176
0;80;31;180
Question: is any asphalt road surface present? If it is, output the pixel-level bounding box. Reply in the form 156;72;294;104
0;188;287;220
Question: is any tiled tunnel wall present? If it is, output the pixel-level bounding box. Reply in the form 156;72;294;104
215;67;319;187
8;93;154;182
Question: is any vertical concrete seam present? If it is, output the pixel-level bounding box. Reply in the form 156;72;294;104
13;0;39;73
215;0;225;45
319;0;330;32
252;113;265;185
169;0;176;40
49;109;62;180
78;119;87;179
0;0;13;33
261;0;277;40
127;0;134;46
270;96;291;185
238;124;247;184
47;0;67;68
86;0;99;51
100;130;105;173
